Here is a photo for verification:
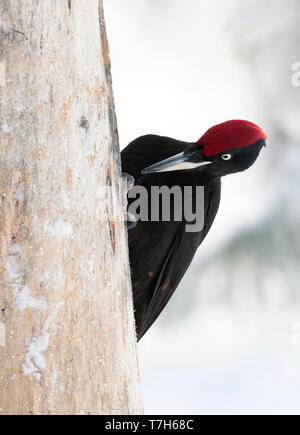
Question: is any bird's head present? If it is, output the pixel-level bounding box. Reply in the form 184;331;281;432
142;120;267;177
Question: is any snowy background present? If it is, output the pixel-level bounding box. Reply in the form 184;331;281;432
104;0;300;414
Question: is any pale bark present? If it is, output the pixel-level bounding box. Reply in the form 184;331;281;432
0;0;143;415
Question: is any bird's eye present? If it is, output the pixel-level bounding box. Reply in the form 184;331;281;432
221;154;232;161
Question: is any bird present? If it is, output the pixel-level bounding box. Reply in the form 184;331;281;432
121;120;267;341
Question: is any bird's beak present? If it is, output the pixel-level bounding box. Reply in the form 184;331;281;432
141;150;212;174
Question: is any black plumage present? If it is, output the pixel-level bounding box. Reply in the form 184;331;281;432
121;121;266;341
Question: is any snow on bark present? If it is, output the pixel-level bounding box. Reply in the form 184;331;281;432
0;0;143;415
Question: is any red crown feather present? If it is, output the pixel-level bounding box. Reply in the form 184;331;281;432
197;120;267;157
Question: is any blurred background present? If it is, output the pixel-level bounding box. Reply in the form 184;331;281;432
105;0;300;414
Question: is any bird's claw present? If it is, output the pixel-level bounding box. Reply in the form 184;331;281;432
122;173;137;229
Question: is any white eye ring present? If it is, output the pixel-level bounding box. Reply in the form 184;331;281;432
221;154;232;161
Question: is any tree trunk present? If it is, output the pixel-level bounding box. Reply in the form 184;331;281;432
0;0;143;415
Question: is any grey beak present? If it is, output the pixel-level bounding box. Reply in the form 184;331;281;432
141;151;212;175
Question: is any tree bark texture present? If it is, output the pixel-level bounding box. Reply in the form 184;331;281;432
0;0;143;415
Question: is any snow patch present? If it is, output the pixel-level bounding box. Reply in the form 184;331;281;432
14;104;25;112
14;182;25;201
41;270;49;281
22;328;51;382
1;122;10;133
22;302;65;382
14;286;46;312
6;244;23;281
6;244;46;312
0;18;12;36
50;370;57;392
45;218;73;237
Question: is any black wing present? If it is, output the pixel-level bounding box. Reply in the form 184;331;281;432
127;179;221;341
135;223;196;340
121;135;221;340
